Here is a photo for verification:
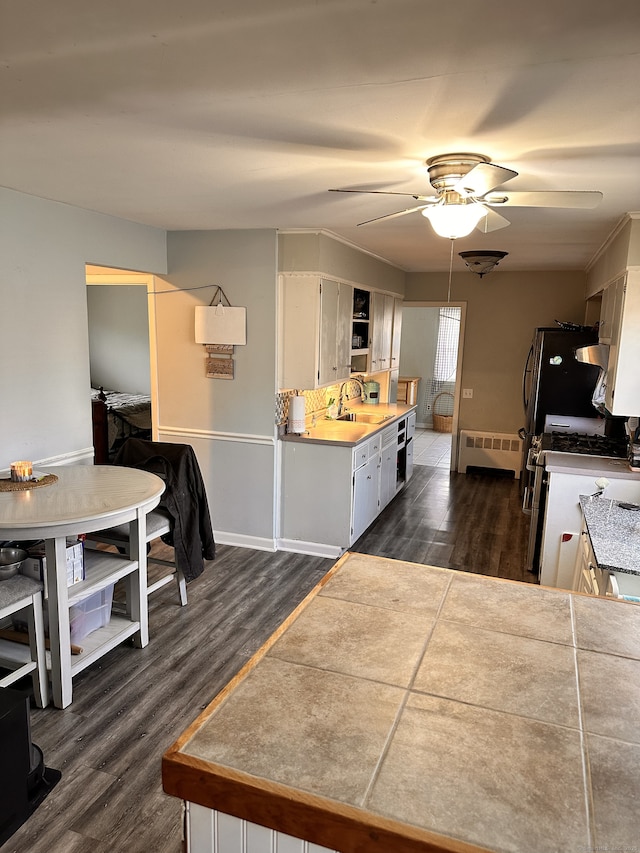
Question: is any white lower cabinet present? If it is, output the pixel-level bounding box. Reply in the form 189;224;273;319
572;524;604;595
352;455;379;543
278;420;418;557
352;434;381;542
379;425;398;511
573;515;640;602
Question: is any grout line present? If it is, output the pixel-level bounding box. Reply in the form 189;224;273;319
570;594;596;850
361;573;455;806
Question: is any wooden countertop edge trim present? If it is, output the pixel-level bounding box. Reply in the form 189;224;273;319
163;552;349;756
161;752;492;853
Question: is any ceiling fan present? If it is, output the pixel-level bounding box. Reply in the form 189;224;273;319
329;153;603;239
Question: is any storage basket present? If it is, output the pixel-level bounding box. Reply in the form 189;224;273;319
432;391;454;433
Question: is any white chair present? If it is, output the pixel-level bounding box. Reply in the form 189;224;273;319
0;575;49;708
85;508;187;606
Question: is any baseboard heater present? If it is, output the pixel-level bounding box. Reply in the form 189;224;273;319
458;430;523;479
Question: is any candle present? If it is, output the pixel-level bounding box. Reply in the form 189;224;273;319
10;461;32;482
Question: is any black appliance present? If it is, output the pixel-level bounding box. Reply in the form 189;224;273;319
542;431;628;457
520;326;602;490
0;687;58;847
523;327;601;438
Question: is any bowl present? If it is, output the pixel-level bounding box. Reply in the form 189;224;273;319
0;547;28;580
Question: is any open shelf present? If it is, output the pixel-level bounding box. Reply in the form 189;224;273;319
69;615;141;676
66;550;139;606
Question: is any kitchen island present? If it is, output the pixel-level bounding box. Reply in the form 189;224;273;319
163;552;640;853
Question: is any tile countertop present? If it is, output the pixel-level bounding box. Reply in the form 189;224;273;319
162;553;640;853
579;494;640;575
281;403;416;447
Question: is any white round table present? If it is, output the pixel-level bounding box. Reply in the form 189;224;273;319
0;465;165;708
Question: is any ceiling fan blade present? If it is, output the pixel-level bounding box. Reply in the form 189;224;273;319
476;207;511;232
483;190;603;209
329;188;436;201
357;203;436;226
454;163;518;196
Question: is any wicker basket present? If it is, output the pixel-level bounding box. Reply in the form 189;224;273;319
432;391;454;433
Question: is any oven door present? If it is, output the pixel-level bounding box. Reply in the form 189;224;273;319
524;449;547;575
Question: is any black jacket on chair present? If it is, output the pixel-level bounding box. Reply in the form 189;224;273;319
113;438;216;582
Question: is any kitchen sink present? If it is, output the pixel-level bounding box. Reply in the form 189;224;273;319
337;412;392;425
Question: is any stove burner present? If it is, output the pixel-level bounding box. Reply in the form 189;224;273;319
544;431;628;457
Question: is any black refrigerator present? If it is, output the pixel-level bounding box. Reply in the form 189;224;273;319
520;327;602;492
522;326;601;439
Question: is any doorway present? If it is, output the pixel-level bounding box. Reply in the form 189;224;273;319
399;301;466;471
85;266;160;455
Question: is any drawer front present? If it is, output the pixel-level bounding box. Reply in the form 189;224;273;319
353;443;369;469
381;424;397;448
368;435;381;457
407;411;416;440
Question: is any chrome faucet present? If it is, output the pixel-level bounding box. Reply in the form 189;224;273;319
338;377;365;416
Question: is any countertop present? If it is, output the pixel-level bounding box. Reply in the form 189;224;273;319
544;451;640;479
162;552;640;853
281;403;416;447
579;494;640;575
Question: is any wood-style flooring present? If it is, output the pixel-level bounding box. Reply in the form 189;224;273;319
6;456;532;853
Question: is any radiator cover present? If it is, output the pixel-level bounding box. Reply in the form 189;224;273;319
458;430;523;479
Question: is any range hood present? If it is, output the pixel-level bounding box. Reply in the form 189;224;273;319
575;343;609;369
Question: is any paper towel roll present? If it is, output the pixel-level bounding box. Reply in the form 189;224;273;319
288;395;306;434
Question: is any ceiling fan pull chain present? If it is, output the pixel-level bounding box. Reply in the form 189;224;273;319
447;239;454;304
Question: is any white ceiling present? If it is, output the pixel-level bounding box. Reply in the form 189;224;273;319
2;0;639;272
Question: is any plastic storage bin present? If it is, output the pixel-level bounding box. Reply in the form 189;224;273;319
69;584;114;642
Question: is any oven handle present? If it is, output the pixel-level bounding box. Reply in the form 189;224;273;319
522;484;533;515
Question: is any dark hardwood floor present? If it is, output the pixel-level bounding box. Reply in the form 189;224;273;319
5;463;532;853
352;464;534;584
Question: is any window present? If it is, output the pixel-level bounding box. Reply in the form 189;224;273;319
433;307;461;382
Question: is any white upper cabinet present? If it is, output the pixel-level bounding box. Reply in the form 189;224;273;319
279;275;353;390
599;276;624;345
390;298;403;372
605;270;640;415
370;292;394;372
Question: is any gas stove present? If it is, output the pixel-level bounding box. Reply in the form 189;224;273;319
542;431;628;458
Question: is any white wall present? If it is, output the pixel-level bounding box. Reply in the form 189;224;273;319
278;231;405;295
156;230;279;548
0;188;166;468
404;270;588;434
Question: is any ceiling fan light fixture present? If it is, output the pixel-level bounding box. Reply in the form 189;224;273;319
458;250;508;277
421;198;487;239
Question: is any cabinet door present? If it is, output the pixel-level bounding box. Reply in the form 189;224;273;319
370;293;394;372
405;438;414;483
379;444;397;510
352;456;379;542
390;298;403;372
279;275;322;390
606;271;640;415
598;280;620;345
318;279;340;387
318;280;353;386
336;282;354;382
